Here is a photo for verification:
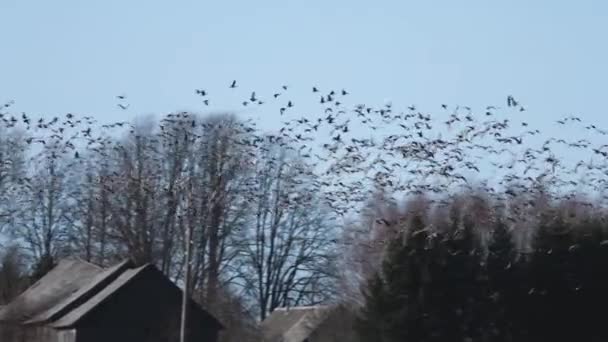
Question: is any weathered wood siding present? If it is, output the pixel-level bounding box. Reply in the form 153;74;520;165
307;307;358;342
74;266;219;342
0;323;76;342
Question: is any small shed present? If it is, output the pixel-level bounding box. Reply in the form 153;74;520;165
0;258;223;342
261;305;357;342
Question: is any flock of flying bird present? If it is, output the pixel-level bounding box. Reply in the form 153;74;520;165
187;82;608;218
2;83;608;236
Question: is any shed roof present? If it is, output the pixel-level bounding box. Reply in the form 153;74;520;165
261;305;333;342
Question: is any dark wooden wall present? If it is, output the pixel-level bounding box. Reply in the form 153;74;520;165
75;267;219;342
0;323;76;342
0;266;220;342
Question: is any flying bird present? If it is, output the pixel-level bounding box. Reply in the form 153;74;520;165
230;80;237;88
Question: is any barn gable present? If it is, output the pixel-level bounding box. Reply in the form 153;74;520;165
26;259;133;325
261;306;333;342
261;305;358;342
0;258;222;342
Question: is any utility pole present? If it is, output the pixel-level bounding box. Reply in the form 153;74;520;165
180;180;194;342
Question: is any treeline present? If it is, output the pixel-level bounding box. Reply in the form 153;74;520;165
2;93;608;341
355;193;608;342
0;111;339;340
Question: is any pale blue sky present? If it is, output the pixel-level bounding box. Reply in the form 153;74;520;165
1;0;608;249
1;0;607;127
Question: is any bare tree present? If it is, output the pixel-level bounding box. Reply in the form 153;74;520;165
235;141;338;319
0;127;27;232
101;116;167;266
66;153;114;265
14;139;76;265
189;114;255;309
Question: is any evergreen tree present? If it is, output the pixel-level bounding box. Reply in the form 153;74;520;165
486;218;517;342
569;218;608;341
438;212;484;342
356;273;391;342
357;199;608;342
356;214;430;342
527;214;577;342
385;214;429;342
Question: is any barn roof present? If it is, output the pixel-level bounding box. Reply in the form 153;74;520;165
25;259;133;325
261;305;333;342
50;263;150;328
0;258;223;331
0;258;102;322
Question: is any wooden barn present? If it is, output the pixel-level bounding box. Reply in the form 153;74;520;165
0;258;223;342
260;305;357;342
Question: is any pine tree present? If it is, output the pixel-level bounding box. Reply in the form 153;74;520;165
434;211;484;341
385;214;428;342
356;214;431;342
569;218;608;341
528;214;577;342
486;218;517;342
356;273;391;342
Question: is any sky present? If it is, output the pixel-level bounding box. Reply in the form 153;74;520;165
0;0;608;199
1;0;607;126
0;0;607;255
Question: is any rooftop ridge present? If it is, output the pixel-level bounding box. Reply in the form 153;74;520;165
274;304;329;311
